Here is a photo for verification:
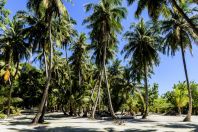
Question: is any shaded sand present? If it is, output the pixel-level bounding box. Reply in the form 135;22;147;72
0;113;198;132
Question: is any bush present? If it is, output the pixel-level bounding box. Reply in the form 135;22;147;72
0;113;7;119
2;106;21;116
11;107;21;116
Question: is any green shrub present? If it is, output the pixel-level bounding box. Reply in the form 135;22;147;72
11;107;21;116
0;113;7;119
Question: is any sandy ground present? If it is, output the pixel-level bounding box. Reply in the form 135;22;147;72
0;113;198;132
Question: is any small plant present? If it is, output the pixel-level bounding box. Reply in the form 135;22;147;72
0;113;7;119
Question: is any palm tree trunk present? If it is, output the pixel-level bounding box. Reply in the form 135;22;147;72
7;79;12;116
104;66;116;118
98;87;101;112
180;41;192;122
178;107;182;116
91;73;102;119
170;0;198;36
78;70;81;88
44;50;48;78
32;22;53;125
103;44;116;119
7;62;19;116
142;64;148;119
37;51;49;123
65;45;68;61
38;96;48;123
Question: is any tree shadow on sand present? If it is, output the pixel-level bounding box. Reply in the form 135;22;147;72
104;128;156;132
3;113;198;132
9;126;103;132
157;123;198;132
8;126;158;132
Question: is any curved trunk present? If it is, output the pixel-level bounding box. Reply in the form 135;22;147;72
142;64;148;119
180;40;192;122
91;73;102;119
171;0;198;36
32;22;53;124
7;62;19;116
104;66;116;118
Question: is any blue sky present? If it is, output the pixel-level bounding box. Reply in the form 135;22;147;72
5;0;198;95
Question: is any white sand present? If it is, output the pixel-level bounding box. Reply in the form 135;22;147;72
0;113;198;132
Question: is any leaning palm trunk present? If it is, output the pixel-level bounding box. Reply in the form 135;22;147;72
104;66;116;118
38;51;49;123
180;41;192;122
103;43;116;118
32;23;53;124
38;96;48;123
7;62;19;116
142;64;148;119
91;73;102;119
171;0;198;36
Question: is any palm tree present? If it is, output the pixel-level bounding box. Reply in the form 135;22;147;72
17;11;51;123
70;33;88;89
161;11;197;121
0;0;10;26
172;82;189;115
21;0;72;123
122;19;160;119
127;0;198;36
84;0;127;119
66;33;89;115
0;17;30;116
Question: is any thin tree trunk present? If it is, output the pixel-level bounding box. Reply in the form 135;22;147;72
38;96;48;123
142;64;148;119
98;86;101;112
78;70;81;88
65;45;68;61
37;51;49;123
7;62;19;116
102;33;116;118
104;66;116;118
171;0;198;36
91;73;102;119
178;107;182;116
32;23;53;125
69;102;73;116
180;41;192;122
65;47;72;91
44;51;48;78
7;78;12;116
